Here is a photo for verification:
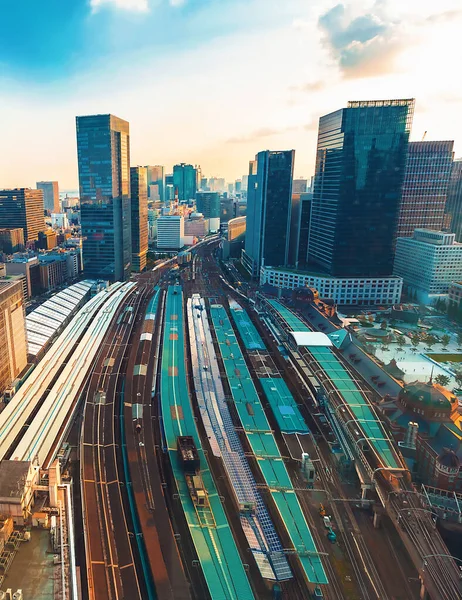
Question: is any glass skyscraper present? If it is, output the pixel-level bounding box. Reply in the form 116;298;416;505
242;150;294;277
308;99;414;277
173;163;197;201
36;181;59;214
0;188;44;243
130;166;148;272
445;159;462;242
76;114;131;282
396;141;454;240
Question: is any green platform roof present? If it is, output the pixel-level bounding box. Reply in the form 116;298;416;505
229;303;266;350
210;304;328;586
259;378;310;435
161;287;254;600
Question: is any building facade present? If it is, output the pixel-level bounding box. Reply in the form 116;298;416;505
0;280;27;396
309;99;414;277
195;192;220;232
77;114;131;281
292;178;308;194
5;256;40;299
242;150;295;277
173;164;196;201
36;181;59;214
156;215;184;249
396;141;454;240
0;189;44;243
394;229;462;303
260;266;402;306
0;229;25;254
445;159;462;242
130;166;148;272
146;165;164;201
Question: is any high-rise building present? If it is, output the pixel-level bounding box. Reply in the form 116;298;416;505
309;99;414;277
76;114;131;282
445;159;462;242
36;181;59;214
235;180;242;194
0;188;44;243
0;280;27;396
0;229;25;254
173;164;197;200
396;141;454;240
296;192;313;267
156;215;184;249
145;165;164;201
292;178;308;194
130;166;148;272
242;150;294;277
200;177;208;191
196;192;220;232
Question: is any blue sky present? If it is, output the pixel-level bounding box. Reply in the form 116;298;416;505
1;0;462;188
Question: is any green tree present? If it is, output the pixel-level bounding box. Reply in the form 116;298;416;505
396;335;406;351
435;374;450;387
411;337;420;352
454;370;462;388
426;334;437;349
441;334;451;349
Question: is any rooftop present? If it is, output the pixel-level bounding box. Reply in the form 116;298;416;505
0;460;31;501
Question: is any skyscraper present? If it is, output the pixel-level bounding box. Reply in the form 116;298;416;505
0;188;44;243
76;114;131;282
0;280;27;396
173;163;197;200
196;192;220;232
36;181;59;213
130;166;148;272
445;159;462;242
145;165;164;201
396;141;454;239
242;150;294;277
308;99;414;277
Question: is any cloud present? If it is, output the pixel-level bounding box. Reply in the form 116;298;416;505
226;126;297;144
169;0;185;6
318;3;404;78
90;0;149;12
292;80;325;93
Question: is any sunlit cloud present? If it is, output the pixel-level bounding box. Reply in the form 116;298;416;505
90;0;149;12
169;0;185;6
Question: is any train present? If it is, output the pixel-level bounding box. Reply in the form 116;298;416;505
177;436;209;508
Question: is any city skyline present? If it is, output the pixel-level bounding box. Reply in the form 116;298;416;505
1;0;462;188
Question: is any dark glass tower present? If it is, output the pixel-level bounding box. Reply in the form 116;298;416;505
242;150;294;277
173;163;197;201
0;188;44;243
396;141;453;239
76;114;131;282
308;99;414;277
445;159;462;242
130;166;148;272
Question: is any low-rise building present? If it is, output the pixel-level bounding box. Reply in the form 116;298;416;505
0;280;27;397
5;255;41;299
0;229;25;254
448;282;462;308
156;215;184;249
260;266;402;306
394;229;462;304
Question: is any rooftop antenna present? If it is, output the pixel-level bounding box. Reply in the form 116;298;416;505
422;131;427;141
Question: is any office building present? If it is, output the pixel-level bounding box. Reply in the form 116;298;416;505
0;280;27;396
146;165;164;201
235;180;242;194
5;256;40;299
448;282;462;309
51;213;69;230
296;192;313;267
309;99;414;277
173;163;197;201
396;141;453;239
196;192;220;232
130;166;148;272
36;181;59;214
222;216;246;260
148;209;158;242
292;178;308;194
0;188;45;243
288;194;301;266
76;114;131;282
260;266;402;306
200;177;208;191
242;150;294;277
156;215;184;249
0;229;25;254
394;229;462;303
445;159;462;242
184;213;208;237
37;229;58;250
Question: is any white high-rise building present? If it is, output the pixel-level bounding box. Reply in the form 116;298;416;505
156;215;184;249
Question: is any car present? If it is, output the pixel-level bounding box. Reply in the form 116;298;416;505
323;516;331;529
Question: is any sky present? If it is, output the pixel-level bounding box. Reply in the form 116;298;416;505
1;0;462;189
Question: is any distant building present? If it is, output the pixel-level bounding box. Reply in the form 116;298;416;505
0;188;45;243
445;158;462;242
51;213;69;230
309;99;414;277
0;229;25;254
448;282;462;309
242;150;294;277
292;178;308;194
130;166;148;272
394;229;462;303
196;192;220;232
208;177;225;192
173;164;196;201
220;198;236;223
156;215;184;249
145;165;164;201
200;177;208;191
396;141;454;240
184;213;208;238
260;266;402;307
235;180;242;194
36;181;59;214
222;216;246;260
37;229;58;250
38;251;80;291
5;256;40;299
77;113;131;282
148;209;158;242
0;280;27;396
296;192;312;267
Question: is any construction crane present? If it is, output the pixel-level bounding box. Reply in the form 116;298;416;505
422;131;427;141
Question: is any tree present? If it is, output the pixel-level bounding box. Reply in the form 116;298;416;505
441;334;451;350
380;320;388;330
435;374;450;387
454;370;462;389
396;335;406;348
411;337;420;352
426;334;437;349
